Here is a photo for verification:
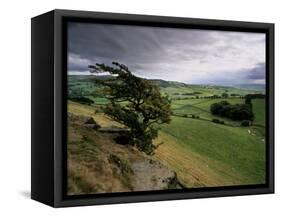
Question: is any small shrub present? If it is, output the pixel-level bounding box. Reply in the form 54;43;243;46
212;118;220;123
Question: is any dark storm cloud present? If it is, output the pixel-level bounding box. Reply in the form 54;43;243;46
67;22;265;85
67;22;217;73
247;63;265;80
194;62;266;86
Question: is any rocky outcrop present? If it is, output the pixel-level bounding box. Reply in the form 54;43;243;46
84;116;96;124
68;112;184;194
130;159;183;191
83;116;101;130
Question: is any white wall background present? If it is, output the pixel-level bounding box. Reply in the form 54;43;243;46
0;0;279;216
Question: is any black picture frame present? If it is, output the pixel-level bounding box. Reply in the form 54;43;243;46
31;9;274;207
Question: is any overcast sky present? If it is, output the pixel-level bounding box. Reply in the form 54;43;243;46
67;22;266;86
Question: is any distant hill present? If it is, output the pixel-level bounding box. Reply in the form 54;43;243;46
68;75;188;88
149;79;187;88
233;83;265;91
68;75;265;94
68;74;113;82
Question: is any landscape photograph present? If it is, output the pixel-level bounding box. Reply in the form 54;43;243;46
66;22;266;195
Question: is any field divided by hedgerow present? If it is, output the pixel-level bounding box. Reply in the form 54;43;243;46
67;75;266;188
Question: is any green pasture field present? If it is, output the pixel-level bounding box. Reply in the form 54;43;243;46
67;75;266;187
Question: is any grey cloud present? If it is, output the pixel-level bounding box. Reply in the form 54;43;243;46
194;63;266;85
67;22;265;86
247;63;265;80
67;22;217;73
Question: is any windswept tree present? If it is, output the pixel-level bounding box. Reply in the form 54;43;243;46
88;62;172;155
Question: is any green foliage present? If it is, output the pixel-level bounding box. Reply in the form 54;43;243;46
210;101;254;121
222;92;229;98
244;95;253;110
245;94;265;99
89;62;172;155
213;94;220;98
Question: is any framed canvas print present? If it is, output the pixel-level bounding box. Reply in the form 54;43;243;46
31;9;274;207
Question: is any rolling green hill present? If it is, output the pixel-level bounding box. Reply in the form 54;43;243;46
67;75;266;191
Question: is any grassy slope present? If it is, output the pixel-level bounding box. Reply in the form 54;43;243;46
161;96;266;186
155;117;265;187
68;101;123;128
252;99;265;126
67;102;182;194
67;76;266;188
69;101;266;188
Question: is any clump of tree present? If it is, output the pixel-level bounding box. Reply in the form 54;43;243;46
210;100;254;121
221;92;229;98
213;94;220;98
245;93;265;99
244;93;266;109
89;62;172;155
244;95;253;108
193;91;202;94
230;93;240;97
